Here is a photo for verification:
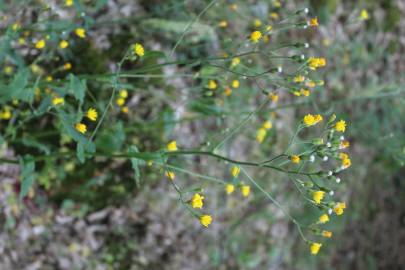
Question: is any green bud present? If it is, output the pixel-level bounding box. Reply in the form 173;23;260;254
312;138;324;145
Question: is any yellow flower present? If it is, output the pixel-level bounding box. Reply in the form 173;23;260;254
250;31;262;43
300;88;310;97
290;155;300;164
360;9;369;20
59;40;69;49
231;80;240;89
254;19;262;28
225;184;235;195
200;215;212;227
306;81;316;88
12;23;21;31
263;121;272;130
52;97;64;106
310;243;322;255
314;114;323;123
218;20;228;28
207;80;217;90
334;202;346;215
312;191;325;204
318;214;329;224
166;140;177;151
4;66;13;74
119;89;128;99
270;12;279;20
293;90;301;96
65;0;73;6
0;109;11;120
340;140;350;149
229;4;238;11
341;157;351;169
303;114;316;126
75;123;87;134
165;171;175;180
86;108;97;121
191;193;204;209
269;93;278;102
75;28;86;38
35;39;46;49
231;166;240;177
116;98;125;106
335;120;346;132
224;86;232;96
121;106;129;114
134;43;144;57
63;62;72;70
308;57;326;70
339;153;349;160
256;128;267;143
266;25;273;32
231;57;240;67
322;230;333;238
293;75;305;83
46;76;53;82
308;17;319;27
241;185;250;197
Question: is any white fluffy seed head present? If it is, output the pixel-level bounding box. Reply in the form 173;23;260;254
304;8;309;14
340;136;345;141
277;66;283;73
328;171;333;176
323;156;329;162
326;142;332;148
303;25;308;29
300;54;305;60
336;177;341;183
329;191;334;196
304;43;309;48
328;208;333;215
309;155;315;162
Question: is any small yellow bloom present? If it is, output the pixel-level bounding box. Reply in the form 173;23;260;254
269;93;278;102
86;108;98;121
59;40;69;49
231;166;240;178
165;171;175;180
241;185;251;197
231;57;240;67
312;191;325;204
121;106;129;113
46;76;53;82
18;38;26;45
225;184;235;195
314;114;323;123
35;39;46;49
75;123;87;134
191;193;204;209
340;140;350;149
207;80;217;90
308;17;319;27
341;157;351;169
335;120;346;132
303;114;316;126
52;97;64;106
200;215;212;227
254;19;262;28
293;75;305;83
266;25;273;32
4;66;13;74
334;202;346;215
218;20;228;28
300;88;310;97
63;62;72;70
318;214;329;224
270;12;279;20
116;98;125;106
360;9;369;20
293;90;301;97
310;243;322;255
322;230;333;238
119;89;128;99
134;43;144;57
290;155;300;164
263;121;272;130
231;80;239;89
308;57;326;70
166;140;177;152
75;28;86;38
12;22;21;31
65;0;73;6
339;153;349;160
0;109;11;120
250;31;262;43
256;128;267;143
224;86;232;96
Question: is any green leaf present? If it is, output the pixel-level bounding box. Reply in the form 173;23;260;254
19;155;36;199
69;74;86;104
128;146;142;187
95;121;125;153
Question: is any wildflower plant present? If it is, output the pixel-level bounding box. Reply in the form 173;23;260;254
0;0;354;257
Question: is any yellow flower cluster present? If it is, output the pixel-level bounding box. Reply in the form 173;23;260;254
303;114;323;126
116;89;129;113
308;57;326;70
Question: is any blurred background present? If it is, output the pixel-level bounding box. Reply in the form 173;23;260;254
0;0;404;269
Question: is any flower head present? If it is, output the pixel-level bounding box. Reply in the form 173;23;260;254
303;114;316;126
269;93;279;102
52;97;64;106
263;121;272;130
360;9;369;20
340;140;350;149
293;75;305;83
86;108;98;121
218;20;228;28
134;43;144;57
116;98;125;106
75;28;86;38
308;17;319;27
335;120;346;132
250;31;262;43
226;184;235;195
256;128;267;143
310;243;322;255
334;202;346;215
231;166;240;177
35;39;46;49
322;230;333;238
241;185;251;197
119;89;128;99
75;123;87;134
318;214;329;224
290;155;300;164
207;80;217;90
200;215;212;227
191;193;204;209
59;40;69;49
312;190;325;204
165;171;175;180
166;141;177;152
231;57;240;67
232;80;240;89
63;62;72;70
